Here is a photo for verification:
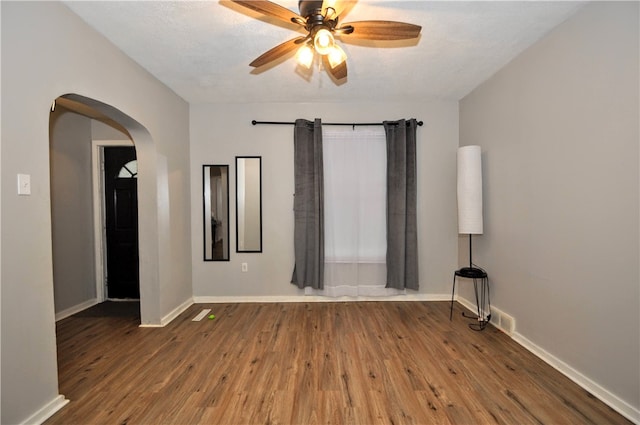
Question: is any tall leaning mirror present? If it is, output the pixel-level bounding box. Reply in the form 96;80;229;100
203;165;229;261
236;156;262;253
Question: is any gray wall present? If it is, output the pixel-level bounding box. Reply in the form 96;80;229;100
190;101;460;299
50;109;96;313
3;0;636;423
92;119;131;141
1;2;191;424
460;1;639;417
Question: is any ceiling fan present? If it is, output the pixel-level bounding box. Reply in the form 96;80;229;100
229;0;421;81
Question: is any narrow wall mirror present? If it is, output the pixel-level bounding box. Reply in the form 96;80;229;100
203;165;229;261
236;156;262;253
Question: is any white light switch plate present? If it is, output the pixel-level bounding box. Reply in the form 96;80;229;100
17;174;31;195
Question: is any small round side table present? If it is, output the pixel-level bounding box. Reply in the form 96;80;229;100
450;267;491;331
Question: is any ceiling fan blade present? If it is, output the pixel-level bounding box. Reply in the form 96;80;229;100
338;20;422;40
249;37;307;68
231;0;304;26
322;55;347;80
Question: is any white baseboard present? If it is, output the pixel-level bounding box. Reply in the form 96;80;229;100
456;295;639;423
512;332;640;424
456;295;514;335
139;298;194;328
21;394;69;425
455;295;478;316
161;298;194;326
193;293;449;304
55;298;99;322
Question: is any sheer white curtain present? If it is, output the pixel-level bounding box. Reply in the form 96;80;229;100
305;126;405;297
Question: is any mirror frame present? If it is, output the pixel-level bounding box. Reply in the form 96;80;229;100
203;164;230;261
235;156;263;253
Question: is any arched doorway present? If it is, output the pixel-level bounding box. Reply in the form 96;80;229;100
49;93;160;325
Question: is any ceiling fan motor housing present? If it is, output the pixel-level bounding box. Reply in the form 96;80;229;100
298;0;325;18
299;0;338;38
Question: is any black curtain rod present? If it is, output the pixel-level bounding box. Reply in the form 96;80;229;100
251;120;423;127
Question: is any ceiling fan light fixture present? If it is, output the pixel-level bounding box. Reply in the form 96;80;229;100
313;28;335;55
296;44;315;68
327;44;346;68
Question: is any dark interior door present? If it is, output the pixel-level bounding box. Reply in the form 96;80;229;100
104;147;139;299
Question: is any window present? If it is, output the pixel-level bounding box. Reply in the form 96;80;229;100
118;160;137;178
305;126;405;297
323;127;386;263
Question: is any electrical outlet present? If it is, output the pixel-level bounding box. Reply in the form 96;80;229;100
241;263;248;272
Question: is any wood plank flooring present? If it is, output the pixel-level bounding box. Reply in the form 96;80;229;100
46;301;631;425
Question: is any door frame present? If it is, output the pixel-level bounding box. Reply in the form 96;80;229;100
91;139;135;302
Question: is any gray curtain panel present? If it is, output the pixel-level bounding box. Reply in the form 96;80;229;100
384;119;419;290
291;118;325;289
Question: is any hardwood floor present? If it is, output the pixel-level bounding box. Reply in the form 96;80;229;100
47;301;631;425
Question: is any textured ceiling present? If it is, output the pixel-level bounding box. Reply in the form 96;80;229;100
63;1;584;104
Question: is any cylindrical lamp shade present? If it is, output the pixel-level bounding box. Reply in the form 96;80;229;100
457;145;483;234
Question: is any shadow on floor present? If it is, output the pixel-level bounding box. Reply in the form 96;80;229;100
73;300;140;319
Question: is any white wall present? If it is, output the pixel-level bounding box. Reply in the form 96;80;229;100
190;101;459;299
1;2;191;424
460;1;639;419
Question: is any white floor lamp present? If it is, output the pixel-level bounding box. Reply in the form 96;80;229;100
451;145;491;330
457;145;484;272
